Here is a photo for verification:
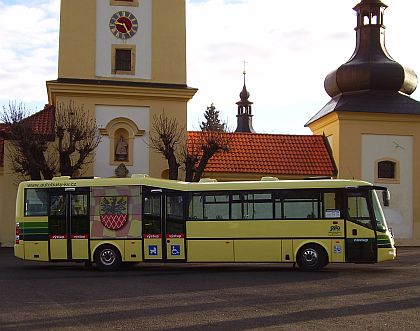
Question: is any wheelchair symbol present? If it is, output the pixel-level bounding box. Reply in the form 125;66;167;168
171;245;181;256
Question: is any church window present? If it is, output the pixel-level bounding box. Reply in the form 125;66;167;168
375;159;399;184
115;50;131;71
371;15;378;25
112;45;136;75
378;160;395;179
362;11;370;25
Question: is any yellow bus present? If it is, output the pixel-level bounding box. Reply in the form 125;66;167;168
14;175;396;271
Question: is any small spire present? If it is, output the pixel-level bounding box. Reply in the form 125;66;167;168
240;59;250;101
235;61;255;133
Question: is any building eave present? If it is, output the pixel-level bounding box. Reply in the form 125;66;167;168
46;78;198;105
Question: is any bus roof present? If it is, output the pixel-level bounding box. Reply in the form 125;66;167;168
19;174;374;192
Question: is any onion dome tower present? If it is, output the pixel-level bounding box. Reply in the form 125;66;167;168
235;69;255;133
306;0;420;126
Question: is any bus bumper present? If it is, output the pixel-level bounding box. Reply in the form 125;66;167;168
14;244;25;260
377;247;396;262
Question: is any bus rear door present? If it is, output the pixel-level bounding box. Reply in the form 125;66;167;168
49;188;90;261
142;188;186;261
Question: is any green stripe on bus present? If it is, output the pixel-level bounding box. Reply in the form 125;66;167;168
21;221;48;228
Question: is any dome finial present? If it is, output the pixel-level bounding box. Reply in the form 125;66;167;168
243;59;247;85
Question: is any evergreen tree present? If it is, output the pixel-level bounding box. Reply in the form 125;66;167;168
200;104;226;132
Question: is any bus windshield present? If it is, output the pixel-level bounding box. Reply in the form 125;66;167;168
372;190;388;232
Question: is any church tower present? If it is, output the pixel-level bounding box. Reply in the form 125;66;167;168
235;69;255;133
47;0;197;179
306;0;420;245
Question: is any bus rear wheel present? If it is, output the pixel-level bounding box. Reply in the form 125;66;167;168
94;245;122;271
297;244;327;271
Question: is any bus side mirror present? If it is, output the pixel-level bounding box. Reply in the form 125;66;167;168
382;190;390;207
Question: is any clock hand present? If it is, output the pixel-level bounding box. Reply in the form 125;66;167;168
115;21;129;33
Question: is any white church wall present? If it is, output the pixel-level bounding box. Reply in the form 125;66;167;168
362;134;413;239
95;105;149;178
96;0;152;79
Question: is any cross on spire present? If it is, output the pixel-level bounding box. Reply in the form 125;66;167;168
242;59;248;84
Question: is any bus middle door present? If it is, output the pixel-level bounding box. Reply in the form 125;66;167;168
49;188;90;261
142;189;186;261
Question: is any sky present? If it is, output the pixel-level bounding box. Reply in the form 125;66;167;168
1;0;420;134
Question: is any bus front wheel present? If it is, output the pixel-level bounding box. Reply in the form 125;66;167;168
94;245;122;271
297;244;327;271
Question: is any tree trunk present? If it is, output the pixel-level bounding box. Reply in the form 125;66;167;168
168;153;179;180
192;151;213;182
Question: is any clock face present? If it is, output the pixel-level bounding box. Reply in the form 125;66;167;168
109;11;139;39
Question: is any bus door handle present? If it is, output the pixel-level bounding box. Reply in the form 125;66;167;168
352;229;357;236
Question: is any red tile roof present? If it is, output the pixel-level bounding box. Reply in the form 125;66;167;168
187;132;337;177
26;105;55;135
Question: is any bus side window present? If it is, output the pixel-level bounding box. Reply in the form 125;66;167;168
188;193;204;220
242;192;273;220
323;192;342;218
203;193;229;220
25;189;48;216
347;194;372;228
281;190;320;219
231;194;242;220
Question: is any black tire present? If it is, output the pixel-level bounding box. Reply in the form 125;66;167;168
94;245;122;271
297;244;328;271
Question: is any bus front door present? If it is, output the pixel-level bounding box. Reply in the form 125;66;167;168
49;188;90;261
142;190;186;261
345;191;377;263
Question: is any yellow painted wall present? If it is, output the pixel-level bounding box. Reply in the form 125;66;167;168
58;0;96;79
152;0;187;84
58;0;187;84
46;82;195;179
0;141;19;247
308;111;420;245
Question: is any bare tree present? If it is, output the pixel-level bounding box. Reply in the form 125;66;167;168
185;104;231;182
1;101;101;180
1;102;54;180
149;105;231;182
149;112;184;180
185;130;231;182
54;102;101;177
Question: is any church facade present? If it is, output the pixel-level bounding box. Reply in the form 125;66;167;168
306;0;420;245
0;0;196;246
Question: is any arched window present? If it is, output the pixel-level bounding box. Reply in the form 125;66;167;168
375;158;399;184
378;160;395;179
